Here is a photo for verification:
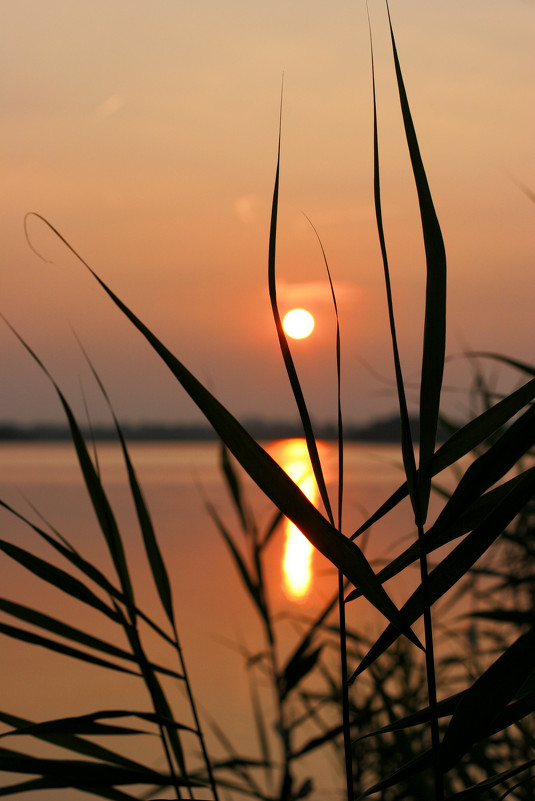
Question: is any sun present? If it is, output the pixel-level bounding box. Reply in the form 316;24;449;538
282;308;315;340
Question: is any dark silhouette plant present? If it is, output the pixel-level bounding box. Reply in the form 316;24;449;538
1;5;534;800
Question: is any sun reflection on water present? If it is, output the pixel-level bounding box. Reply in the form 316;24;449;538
274;439;328;600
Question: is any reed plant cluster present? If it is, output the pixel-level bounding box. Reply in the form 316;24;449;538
1;7;534;801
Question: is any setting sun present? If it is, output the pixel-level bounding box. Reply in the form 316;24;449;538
282;309;315;340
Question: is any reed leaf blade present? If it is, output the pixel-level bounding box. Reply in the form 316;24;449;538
21;215;420;642
387;4;447;522
352;466;535;677
439;627;535;771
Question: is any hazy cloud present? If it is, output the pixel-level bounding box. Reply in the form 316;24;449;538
277;279;360;306
234;194;260;224
96;94;126;120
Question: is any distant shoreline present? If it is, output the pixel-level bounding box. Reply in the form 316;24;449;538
0;415;454;444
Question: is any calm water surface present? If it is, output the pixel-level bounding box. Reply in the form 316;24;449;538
0;440;429;799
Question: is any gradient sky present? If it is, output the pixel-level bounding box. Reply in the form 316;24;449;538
2;1;533;428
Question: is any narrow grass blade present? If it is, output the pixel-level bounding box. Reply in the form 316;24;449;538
351;466;535;678
303;214;345;529
0;710;154;772
482;691;535;739
267;100;334;526
76;342;176;630
0;500;176;646
347;468;535;602
1;710;195;738
0;775;139;801
1;719;144;738
387;4;447;522
353;691;464;742
300;213;352;795
0;599;183;679
467;352;535;378
205;501;264;621
78;344;218;798
0;747;182;785
247;675;273;795
355;688;535;746
439;627;535;771
0;622;139;676
0;539;120;623
204;714;264;798
121;625;191;793
111;427;174;627
355;749;433;799
259;507;284;550
372;15;443;788
290;721;346;759
279;642;322;701
446;761;535;800
220;443;250;532
352;376;535;541
470;609;535;626
368;11;418;516
1;319;135;609
431;402;535;535
432;376;535;474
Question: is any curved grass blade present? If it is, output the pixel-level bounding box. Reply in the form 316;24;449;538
0;621;139;676
467;352;535;378
431;402;535;536
0;334;193;798
279;642;322;701
353;691;464;742
0;539;120;623
372;11;442;790
259;507;284;550
204;714;265;799
120;625;192;798
0;599;183;679
248;675;273;795
205;500;264;622
351;376;535;541
1;710;196;739
0;747;184;785
470;609;535;626
301;213;353;797
355;749;433;800
22;214;420;644
351;466;535;679
267;95;334;527
304;214;344;528
0;500;176;647
0;776;139;801
76;347;219;801
387;2;447;523
354;688;535;747
445;760;535;800
368;8;418;517
0;710;154;773
1;318;135;611
439;627;535;772
220;443;251;533
76;340;176;630
1;718;144;738
347;468;535;602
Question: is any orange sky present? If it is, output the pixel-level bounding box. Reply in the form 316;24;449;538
2;1;533;427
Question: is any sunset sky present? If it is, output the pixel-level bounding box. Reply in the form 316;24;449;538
2;1;533;428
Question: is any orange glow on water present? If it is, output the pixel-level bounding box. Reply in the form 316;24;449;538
277;440;318;600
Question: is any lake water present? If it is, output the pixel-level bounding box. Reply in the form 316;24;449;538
0;439;434;800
